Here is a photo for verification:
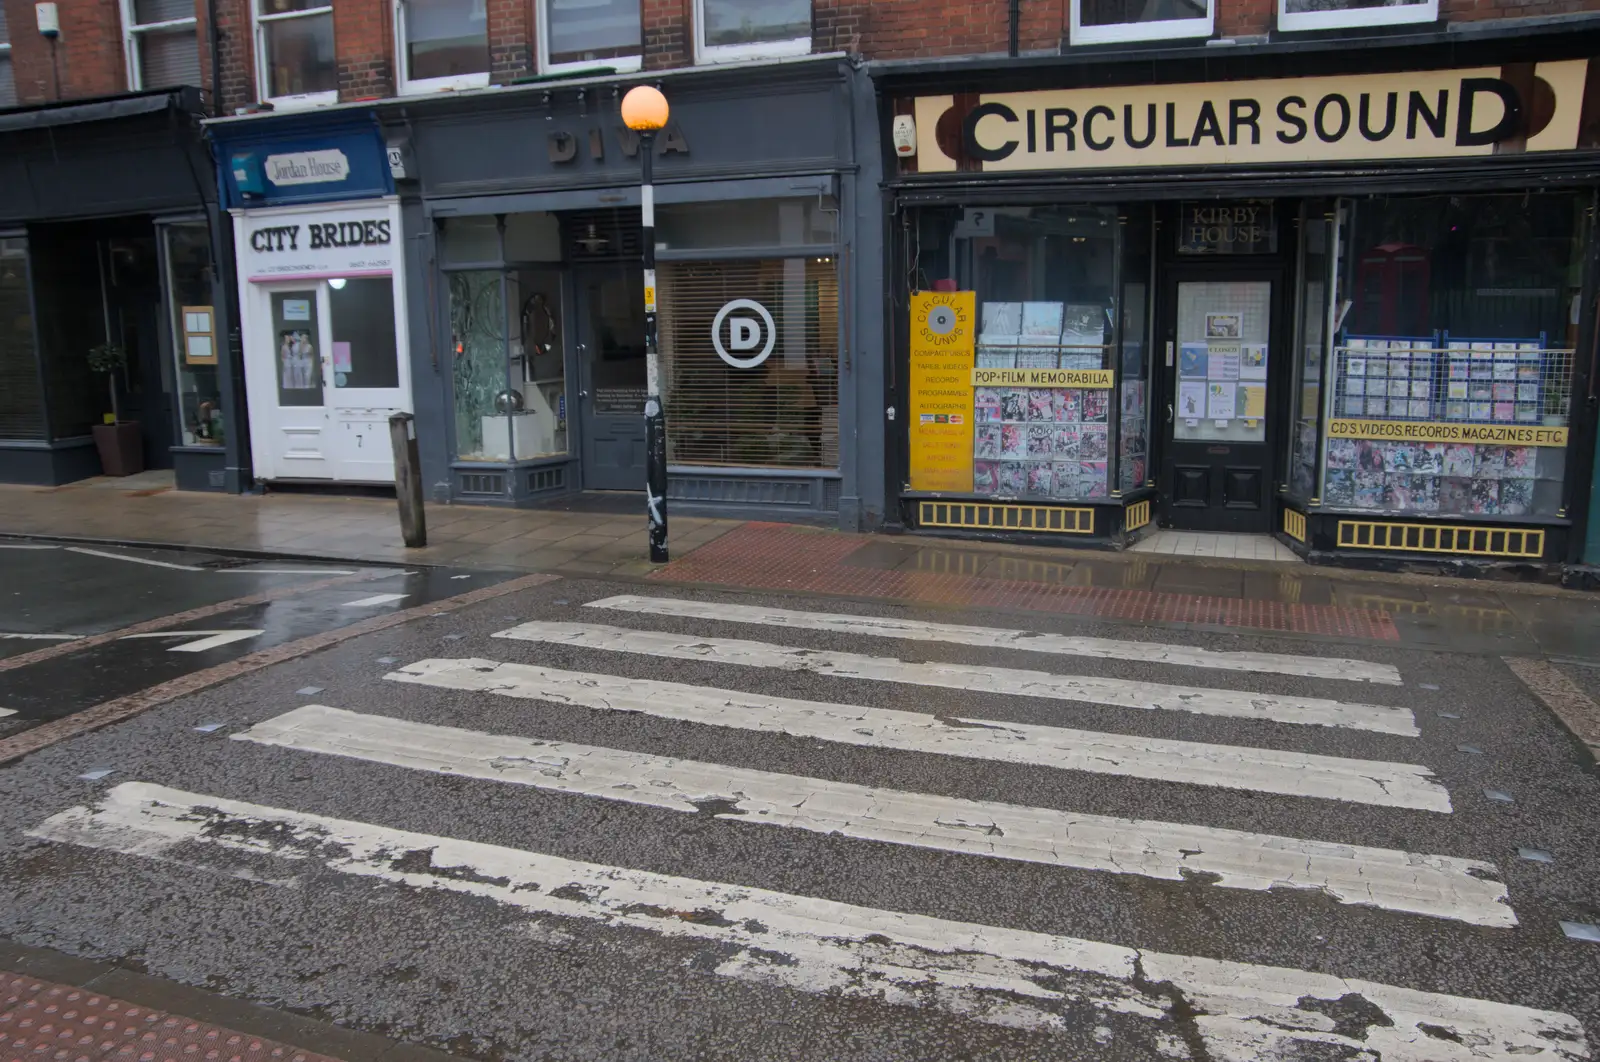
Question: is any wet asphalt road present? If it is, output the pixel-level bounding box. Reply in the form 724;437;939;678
0;572;1598;1060
0;540;515;732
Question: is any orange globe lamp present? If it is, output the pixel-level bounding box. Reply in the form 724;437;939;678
621;85;670;132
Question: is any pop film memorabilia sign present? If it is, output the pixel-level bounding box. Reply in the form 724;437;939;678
911;61;1588;173
908;291;976;492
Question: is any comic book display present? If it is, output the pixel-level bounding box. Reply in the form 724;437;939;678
973;300;1112;500
1325;334;1565;517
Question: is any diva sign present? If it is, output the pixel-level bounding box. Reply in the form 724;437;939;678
911;61;1589;173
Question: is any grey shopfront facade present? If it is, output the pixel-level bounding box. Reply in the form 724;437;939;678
380;55;886;530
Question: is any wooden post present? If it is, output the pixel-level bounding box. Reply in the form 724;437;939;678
389;412;427;548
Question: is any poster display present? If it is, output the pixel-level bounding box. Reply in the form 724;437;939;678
1324;334;1566;517
969;298;1114;500
907;292;976;491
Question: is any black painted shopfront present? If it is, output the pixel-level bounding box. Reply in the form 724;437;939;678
878;21;1600;571
0;88;242;491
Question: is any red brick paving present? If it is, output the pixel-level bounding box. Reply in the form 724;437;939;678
0;974;339;1062
650;524;1402;641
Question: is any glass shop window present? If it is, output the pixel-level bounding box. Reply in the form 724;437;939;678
447;220;569;464
654;197;837;252
657;257;839;469
1321;192;1587;519
949;205;1120;501
164;223;221;447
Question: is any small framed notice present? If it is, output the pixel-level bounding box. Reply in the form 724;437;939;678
182;306;217;365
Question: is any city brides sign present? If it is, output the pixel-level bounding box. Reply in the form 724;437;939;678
911;61;1589;172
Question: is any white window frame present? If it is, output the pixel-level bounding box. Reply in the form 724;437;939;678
1068;0;1212;45
536;0;642;76
253;1;337;110
693;0;811;65
394;0;492;95
1275;0;1437;32
119;0;200;91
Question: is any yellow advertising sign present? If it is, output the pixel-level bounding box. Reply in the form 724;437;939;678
1327;419;1569;447
971;368;1114;389
908;292;975;492
912;60;1588;173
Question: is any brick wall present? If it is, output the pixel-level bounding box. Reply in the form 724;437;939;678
643;0;688;69
335;0;392;101
212;0;254;113
1;0;128;104
489;0;533;83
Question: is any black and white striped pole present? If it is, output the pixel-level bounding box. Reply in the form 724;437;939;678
623;84;670;563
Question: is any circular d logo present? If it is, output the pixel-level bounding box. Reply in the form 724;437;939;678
711;298;776;369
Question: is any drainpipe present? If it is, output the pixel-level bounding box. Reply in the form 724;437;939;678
207;0;221;115
1008;0;1019;57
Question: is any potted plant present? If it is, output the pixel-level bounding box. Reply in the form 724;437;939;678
87;342;144;476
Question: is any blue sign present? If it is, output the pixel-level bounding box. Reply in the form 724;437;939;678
212;117;393;209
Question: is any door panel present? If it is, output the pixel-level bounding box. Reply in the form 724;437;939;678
262;287;331;479
577;266;647;492
1160;272;1281;531
325;276;404;482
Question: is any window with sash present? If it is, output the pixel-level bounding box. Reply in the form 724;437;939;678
122;0;202;91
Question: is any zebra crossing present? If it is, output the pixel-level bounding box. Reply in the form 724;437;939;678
24;591;1594;1060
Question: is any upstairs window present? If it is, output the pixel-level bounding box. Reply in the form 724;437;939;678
1070;0;1213;45
539;0;642;73
695;0;811;64
121;0;202;91
253;0;336;107
1277;0;1437;32
397;0;490;93
0;3;16;107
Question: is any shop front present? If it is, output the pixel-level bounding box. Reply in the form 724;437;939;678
210;117;411;485
385;55;884;528
880;29;1600;570
0;88;241;490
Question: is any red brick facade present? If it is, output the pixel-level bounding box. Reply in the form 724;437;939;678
7;0;1600;112
334;0;393;100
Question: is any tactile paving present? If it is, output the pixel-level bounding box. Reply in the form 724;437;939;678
0;975;341;1062
650;523;1401;640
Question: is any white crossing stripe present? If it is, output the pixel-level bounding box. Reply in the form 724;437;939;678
30;783;1586;1060
215;568;361;576
64;546;203;571
341;593;408;607
492;622;1419;736
0;707;14;718
388;660;1451;811
237;705;1509;925
585;595;1404;685
120;629;265;652
0;633;82;641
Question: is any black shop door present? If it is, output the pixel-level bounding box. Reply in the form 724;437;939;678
1157;266;1287;532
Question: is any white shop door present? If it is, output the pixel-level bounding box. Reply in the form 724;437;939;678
323;275;406;482
254;279;406;483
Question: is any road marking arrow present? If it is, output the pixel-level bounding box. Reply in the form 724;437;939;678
120;630;265;653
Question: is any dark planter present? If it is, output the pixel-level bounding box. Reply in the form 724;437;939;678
91;421;145;477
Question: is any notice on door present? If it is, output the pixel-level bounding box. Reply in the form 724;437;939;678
908;291;976;492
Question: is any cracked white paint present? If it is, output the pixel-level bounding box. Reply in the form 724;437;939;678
491;622;1418;737
29;783;1586;1061
387;659;1450;812
584;596;1404;685
235;706;1509;925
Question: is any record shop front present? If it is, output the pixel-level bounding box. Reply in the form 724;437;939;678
880;25;1600;570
